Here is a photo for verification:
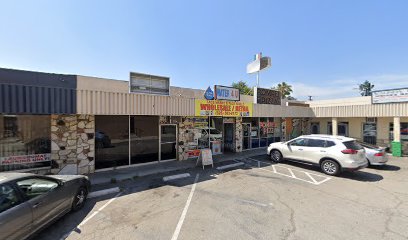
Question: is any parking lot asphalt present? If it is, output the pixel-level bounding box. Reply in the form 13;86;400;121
34;155;408;240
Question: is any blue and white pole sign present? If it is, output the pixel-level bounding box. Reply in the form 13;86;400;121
214;85;240;101
204;86;214;100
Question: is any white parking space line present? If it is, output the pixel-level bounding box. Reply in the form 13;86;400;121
245;158;331;185
287;168;296;178
171;173;200;240
60;192;122;240
304;172;318;184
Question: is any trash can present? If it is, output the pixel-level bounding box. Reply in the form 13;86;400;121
392;141;402;157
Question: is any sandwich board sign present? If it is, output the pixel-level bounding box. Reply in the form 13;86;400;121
196;148;214;169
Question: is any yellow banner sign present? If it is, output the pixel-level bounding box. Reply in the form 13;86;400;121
195;100;253;117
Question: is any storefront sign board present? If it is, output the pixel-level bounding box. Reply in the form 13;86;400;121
195;100;253;117
130;72;170;96
0;153;51;166
254;87;281;105
372;88;408;104
187;149;201;158
196;148;214;169
214;85;240;101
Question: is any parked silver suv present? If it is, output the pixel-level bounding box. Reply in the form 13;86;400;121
267;134;368;175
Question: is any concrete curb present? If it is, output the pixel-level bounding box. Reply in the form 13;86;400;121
163;173;191;182
216;162;245;170
89;148;267;186
88;187;121;198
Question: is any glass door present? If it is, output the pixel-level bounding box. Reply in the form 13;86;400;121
363;123;377;145
159;124;177;161
242;123;251;150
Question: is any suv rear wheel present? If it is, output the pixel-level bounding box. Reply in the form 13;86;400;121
270;150;284;163
320;159;340;176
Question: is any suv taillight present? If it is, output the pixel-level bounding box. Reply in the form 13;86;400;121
341;149;358;154
374;152;384;157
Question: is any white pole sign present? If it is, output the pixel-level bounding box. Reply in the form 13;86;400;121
372;88;408;104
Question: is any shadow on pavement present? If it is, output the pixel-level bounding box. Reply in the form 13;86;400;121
369;164;400;171
339;171;384;182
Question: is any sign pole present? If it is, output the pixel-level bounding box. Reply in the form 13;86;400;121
256;71;260;87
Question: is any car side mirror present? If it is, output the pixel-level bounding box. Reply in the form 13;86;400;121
58;180;64;187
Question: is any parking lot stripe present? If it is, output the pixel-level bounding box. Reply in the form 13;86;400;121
60;192;122;240
272;165;277;173
287;168;296;178
304;172;318;184
315;177;332;185
171;173;200;240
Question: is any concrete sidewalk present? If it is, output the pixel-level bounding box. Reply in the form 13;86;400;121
89;148;267;186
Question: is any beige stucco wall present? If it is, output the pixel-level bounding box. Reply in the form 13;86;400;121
309;96;408;118
77;75;129;93
308;96;371;107
310;117;408;147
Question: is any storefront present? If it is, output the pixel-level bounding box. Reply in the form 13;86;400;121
9;67;408;175
0;115;51;172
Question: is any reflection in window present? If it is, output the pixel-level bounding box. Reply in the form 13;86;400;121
0;185;20;213
209;117;223;155
95;116;129;169
130;116;159;164
17;178;58;199
0;115;51;172
251;118;259;148
389;122;408;142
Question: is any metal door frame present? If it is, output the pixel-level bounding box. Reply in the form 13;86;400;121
223;122;235;152
159;124;178;162
242;123;251;151
362;122;377;145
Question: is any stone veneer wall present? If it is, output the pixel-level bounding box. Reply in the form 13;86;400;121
51;115;95;175
235;117;243;152
177;117;195;161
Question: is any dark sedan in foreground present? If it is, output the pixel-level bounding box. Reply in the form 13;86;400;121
0;172;90;240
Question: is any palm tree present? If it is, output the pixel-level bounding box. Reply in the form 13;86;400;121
359;80;375;96
273;82;293;99
232;80;253;96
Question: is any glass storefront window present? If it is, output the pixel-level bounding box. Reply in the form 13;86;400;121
180;117;209;158
0;115;51;172
260;118;268;147
389;123;408;141
251;118;259;148
209;117;223;155
95;116;129;169
130;116;159;164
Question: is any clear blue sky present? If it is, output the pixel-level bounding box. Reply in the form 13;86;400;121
1;0;407;100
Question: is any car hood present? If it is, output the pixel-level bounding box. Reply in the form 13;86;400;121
48;175;86;182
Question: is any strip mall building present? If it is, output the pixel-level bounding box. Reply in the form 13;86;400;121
0;68;407;175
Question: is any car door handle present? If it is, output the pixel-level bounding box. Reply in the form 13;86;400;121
298;148;303;151
320;150;326;152
32;202;42;208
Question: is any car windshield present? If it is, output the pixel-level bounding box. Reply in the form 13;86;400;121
343;141;363;150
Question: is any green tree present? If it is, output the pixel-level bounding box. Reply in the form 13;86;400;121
359;80;375;96
232;80;253;96
273;82;293;99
